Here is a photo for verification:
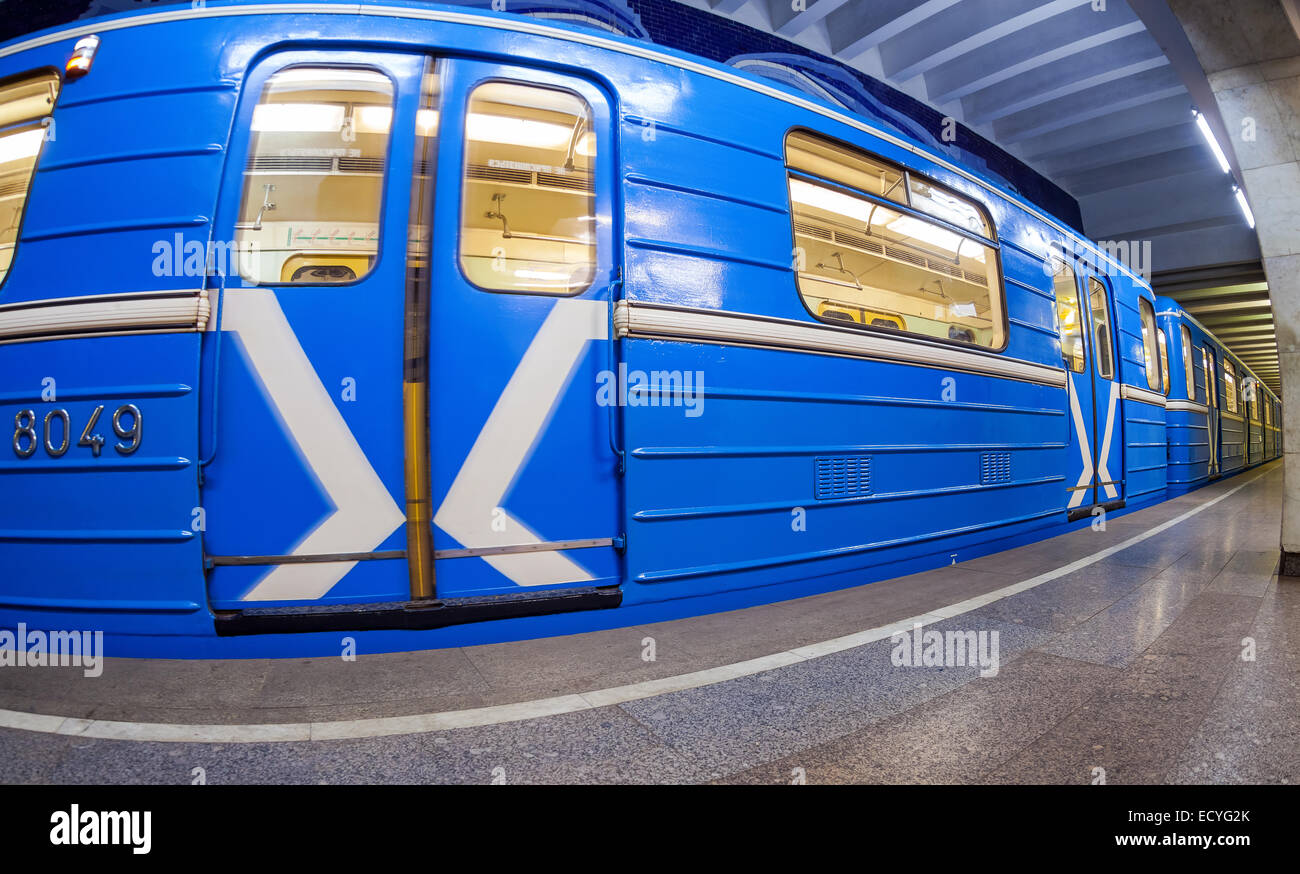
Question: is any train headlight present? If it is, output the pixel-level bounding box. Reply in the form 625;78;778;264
65;35;100;79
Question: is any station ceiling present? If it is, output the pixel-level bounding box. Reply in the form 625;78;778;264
674;0;1281;393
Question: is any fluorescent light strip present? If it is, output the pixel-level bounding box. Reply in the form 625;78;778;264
790;178;892;225
1193;110;1232;174
251;102;344;132
256;104;572;151
1233;185;1256;229
0;128;44;164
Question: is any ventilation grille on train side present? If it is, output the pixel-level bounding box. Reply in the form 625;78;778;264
466;163;594;192
980;452;1011;485
247;155;386;174
337;156;384;173
814;455;872;500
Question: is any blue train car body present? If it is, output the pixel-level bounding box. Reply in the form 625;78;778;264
1156;297;1279;496
0;1;1280;656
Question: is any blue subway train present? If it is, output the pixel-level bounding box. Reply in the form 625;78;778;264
1156;298;1280;494
0;1;1281;657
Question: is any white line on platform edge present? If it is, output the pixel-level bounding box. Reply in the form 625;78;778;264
0;468;1275;743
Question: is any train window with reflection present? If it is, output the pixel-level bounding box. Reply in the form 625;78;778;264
1087;277;1113;379
1180;325;1195;400
1138;298;1161;392
785;131;1003;349
1203;349;1217;410
459;82;595;295
1222;360;1238;413
1157;327;1170;396
235;67;394;285
1051;259;1084;373
0;70;60;288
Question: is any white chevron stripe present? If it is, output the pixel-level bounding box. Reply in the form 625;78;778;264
1066;373;1093;509
434;298;608;587
223;290;405;601
1096;380;1120;500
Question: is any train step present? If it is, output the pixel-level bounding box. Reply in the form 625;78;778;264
213;586;623;636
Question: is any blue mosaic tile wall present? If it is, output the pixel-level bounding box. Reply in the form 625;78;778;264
2;0;1083;229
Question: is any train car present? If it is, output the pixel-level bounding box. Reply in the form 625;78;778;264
0;1;1276;657
1157;295;1279;494
1156;298;1217;494
1267;390;1282;460
1260;385;1278;462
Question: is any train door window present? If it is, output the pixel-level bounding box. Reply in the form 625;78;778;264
1052;259;1085;373
235;66;395;285
1222;359;1238;413
1087;276;1113;379
1138;298;1161;392
0;70;60;288
1157;327;1170;396
1180;325;1195;400
1203;348;1218;409
458;81;596;295
785;131;1003;349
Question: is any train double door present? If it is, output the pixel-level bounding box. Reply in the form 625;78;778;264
1202;347;1221;479
1053;258;1124;520
420;59;623;600
203;51;622;615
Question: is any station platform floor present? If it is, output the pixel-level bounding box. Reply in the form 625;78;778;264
1;461;1295;784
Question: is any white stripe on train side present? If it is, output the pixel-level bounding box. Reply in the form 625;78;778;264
614;301;1067;387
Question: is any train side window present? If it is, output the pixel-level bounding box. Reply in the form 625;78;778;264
908;176;992;238
459;81;596;295
1052;259;1085;373
1180;325;1195;400
235;66;394;285
787;131;906;204
1138;298;1161;392
1087;277;1113;379
785;131;1003;349
0;70;60;289
1222;359;1238;413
